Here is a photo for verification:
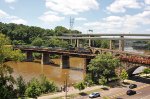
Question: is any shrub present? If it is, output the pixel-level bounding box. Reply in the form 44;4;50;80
16;76;27;97
39;75;58;93
74;82;85;91
25;78;41;98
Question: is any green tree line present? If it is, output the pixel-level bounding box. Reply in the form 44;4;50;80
0;22;81;45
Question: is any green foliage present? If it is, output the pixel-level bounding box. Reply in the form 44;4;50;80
25;75;58;98
148;41;150;49
88;53;121;83
101;40;109;48
120;69;128;82
25;78;41;98
0;34;25;62
31;37;43;47
99;76;107;85
0;64;17;99
143;68;150;77
74;82;85;91
16;76;27;97
54;26;69;36
39;75;58;93
44;37;69;48
94;40;109;48
0;22;81;45
84;74;94;86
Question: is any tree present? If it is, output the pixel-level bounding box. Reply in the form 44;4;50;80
143;68;150;77
94;40;109;48
54;26;69;36
44;37;69;48
74;82;85;91
120;69;128;82
88;53;121;83
99;76;107;85
0;33;25;99
31;37;43;47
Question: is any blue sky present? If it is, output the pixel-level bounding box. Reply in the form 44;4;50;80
0;0;150;33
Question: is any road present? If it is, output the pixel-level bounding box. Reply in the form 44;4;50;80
76;79;150;99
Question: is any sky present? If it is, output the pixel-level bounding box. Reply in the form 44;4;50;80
0;0;150;34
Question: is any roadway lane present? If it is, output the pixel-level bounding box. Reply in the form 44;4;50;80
76;80;150;99
117;85;150;99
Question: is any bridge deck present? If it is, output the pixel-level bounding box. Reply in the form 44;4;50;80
14;46;150;65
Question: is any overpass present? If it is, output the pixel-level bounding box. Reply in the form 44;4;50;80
47;33;150;51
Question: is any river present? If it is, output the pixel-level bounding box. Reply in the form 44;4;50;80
6;47;150;86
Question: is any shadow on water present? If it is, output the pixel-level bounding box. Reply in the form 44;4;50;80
129;76;150;84
69;67;83;71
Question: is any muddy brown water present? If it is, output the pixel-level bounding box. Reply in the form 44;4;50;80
6;57;85;86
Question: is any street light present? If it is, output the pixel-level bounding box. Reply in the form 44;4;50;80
64;73;68;99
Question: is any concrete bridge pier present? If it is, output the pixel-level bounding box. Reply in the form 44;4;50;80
83;58;91;73
76;39;79;47
41;52;49;65
26;51;33;62
119;36;124;51
60;55;70;69
109;40;113;50
88;35;91;47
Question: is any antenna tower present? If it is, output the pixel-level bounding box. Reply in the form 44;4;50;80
70;17;74;30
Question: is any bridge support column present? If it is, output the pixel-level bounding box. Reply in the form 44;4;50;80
109;40;113;50
77;39;79;47
88;35;91;47
60;55;70;69
41;52;49;65
26;51;33;62
119;36;124;51
83;58;91;73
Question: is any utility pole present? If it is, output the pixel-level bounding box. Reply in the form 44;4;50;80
70;17;74;45
64;73;68;99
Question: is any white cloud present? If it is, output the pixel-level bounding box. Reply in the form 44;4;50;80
0;9;9;18
10;18;27;24
5;0;17;3
107;0;141;13
44;11;58;15
0;9;27;24
145;0;150;5
84;11;150;32
39;14;64;23
45;0;99;15
75;17;87;21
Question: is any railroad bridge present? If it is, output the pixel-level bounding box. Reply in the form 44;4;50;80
14;46;150;76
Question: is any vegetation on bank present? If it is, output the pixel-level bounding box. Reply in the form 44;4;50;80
74;53;129;92
143;68;150;77
0;33;58;98
132;41;150;50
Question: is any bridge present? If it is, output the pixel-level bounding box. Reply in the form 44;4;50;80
47;33;150;51
14;46;150;75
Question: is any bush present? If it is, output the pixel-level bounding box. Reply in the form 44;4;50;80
25;78;41;98
74;82;85;91
84;74;94;86
39;75;58;93
16;76;27;97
